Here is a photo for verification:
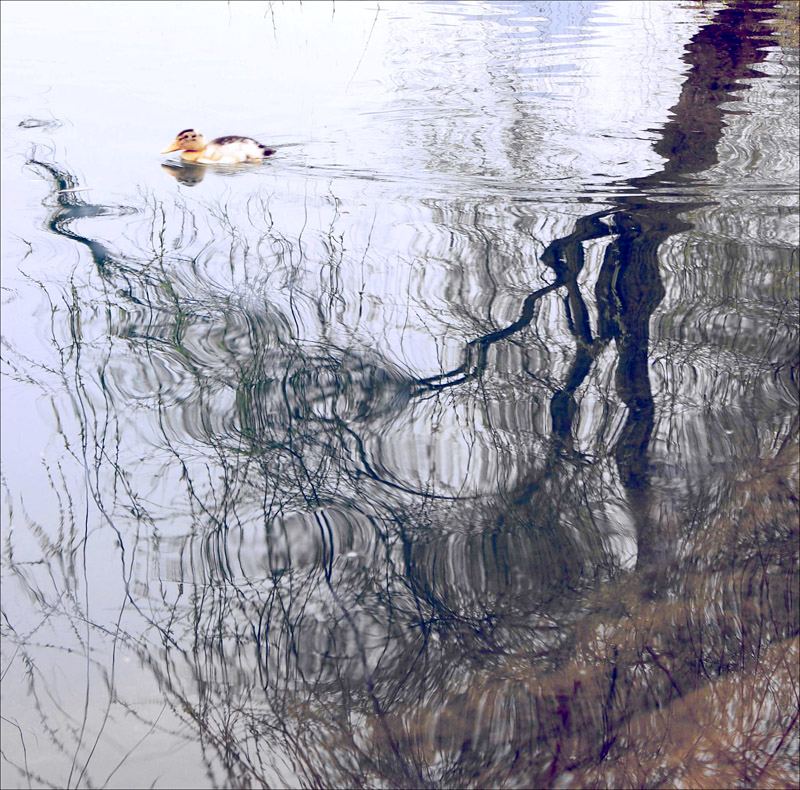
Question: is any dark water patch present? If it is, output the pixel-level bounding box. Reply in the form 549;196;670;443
18;116;62;130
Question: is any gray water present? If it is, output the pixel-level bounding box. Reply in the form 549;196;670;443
1;1;798;788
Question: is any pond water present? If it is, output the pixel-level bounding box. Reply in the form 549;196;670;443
1;1;798;788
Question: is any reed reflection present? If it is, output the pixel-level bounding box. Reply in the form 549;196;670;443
2;2;797;789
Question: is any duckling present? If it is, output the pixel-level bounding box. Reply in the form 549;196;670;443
161;129;275;164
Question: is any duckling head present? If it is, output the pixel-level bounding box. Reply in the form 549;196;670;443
161;129;206;154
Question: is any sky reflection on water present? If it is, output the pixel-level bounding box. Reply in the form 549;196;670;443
1;1;798;788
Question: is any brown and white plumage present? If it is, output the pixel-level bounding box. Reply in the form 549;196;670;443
161;129;275;164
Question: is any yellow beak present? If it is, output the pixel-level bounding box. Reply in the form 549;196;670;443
161;140;181;154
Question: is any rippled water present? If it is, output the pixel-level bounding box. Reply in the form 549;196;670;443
1;1;798;788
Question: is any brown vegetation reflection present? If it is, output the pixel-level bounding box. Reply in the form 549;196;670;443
2;2;798;789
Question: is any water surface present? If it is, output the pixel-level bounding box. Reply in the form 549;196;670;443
1;1;798;788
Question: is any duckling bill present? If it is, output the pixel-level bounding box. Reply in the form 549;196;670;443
161;129;275;164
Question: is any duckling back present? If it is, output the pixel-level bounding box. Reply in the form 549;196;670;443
198;136;275;164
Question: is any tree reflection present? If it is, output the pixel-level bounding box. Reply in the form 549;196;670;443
2;1;797;788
